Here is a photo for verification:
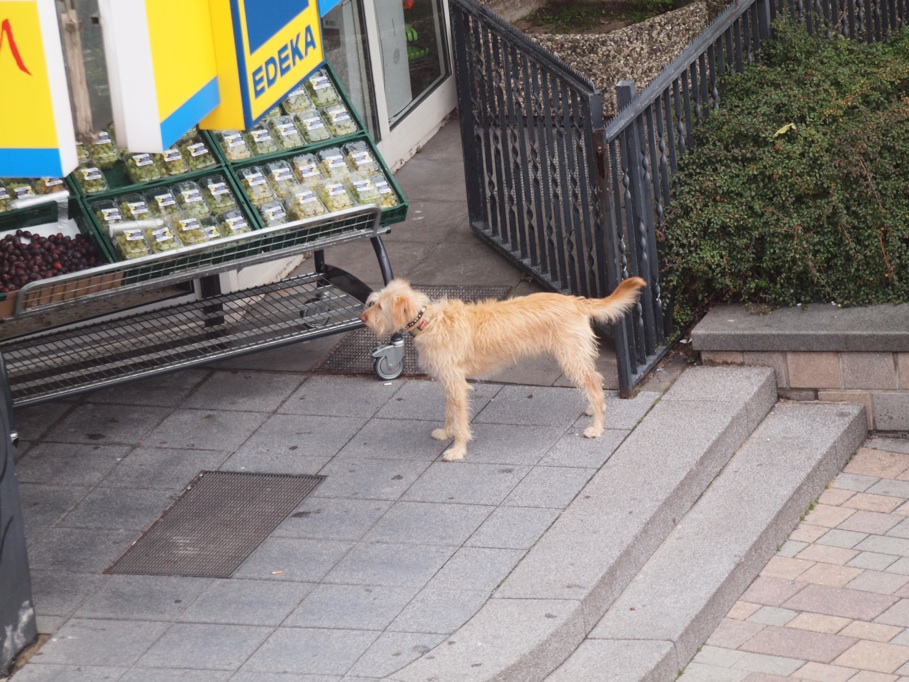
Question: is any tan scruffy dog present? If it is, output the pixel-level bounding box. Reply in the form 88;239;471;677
360;277;647;461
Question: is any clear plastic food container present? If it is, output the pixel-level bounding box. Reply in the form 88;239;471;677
317;180;355;212
238;167;276;206
295;109;331;144
174;181;211;218
76;143;92;165
73;164;109;194
216;130;253;161
322;103;357;137
144;223;182;253
284;185;327;220
305;68;340;106
159;147;190;176
91;199;123;225
199;175;237;213
291;153;324;186
114;227;152;260
172;213;219;246
264;160;297;197
258;200;288;227
124;152;165;184
6;180;34;201
88;130;119;169
118;193;153;220
246;125;279;156
269;115;306;150
343;141;380;174
317;147;349;179
373;176;400;209
34;177;66;194
345;173;381;204
216;209;253;237
281;85;312;114
180;136;217;170
0;185;12;213
144;187;180;216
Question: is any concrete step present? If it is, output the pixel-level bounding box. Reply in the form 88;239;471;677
548;400;867;682
390;366;778;682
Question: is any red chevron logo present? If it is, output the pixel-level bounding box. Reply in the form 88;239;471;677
0;18;32;75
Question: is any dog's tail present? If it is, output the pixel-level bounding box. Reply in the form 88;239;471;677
584;277;647;324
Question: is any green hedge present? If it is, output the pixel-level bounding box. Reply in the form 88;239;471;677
660;21;909;329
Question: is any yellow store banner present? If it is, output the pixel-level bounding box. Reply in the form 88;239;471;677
99;0;220;152
201;0;325;131
0;0;77;178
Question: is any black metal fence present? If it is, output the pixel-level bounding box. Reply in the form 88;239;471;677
450;0;907;395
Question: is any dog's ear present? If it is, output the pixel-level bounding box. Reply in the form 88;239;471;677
391;294;410;326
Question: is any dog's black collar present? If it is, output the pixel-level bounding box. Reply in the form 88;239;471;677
403;306;429;336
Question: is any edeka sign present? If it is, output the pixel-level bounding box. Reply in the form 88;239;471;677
201;0;324;131
250;30;318;99
0;0;77;178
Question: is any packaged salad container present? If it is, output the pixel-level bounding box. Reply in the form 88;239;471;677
238;166;276;207
291;153;324;186
216;130;253;161
174;181;211;219
199;175;238;213
295;109;331;144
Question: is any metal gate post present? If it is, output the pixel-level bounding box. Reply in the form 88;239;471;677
449;3;487;230
616;81;659;360
0;352;37;675
593;128;635;398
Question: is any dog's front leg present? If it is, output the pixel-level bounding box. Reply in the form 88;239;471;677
436;373;471;461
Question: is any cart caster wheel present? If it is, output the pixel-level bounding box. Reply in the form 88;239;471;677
370;335;405;381
373;355;404;381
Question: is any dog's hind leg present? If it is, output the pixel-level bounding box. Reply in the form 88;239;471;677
436;371;472;461
555;349;605;439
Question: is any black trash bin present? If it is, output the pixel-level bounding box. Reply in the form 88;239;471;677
0;351;37;675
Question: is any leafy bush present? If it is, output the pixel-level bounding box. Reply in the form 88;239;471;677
660;21;909;329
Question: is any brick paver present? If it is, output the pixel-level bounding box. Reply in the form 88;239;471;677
684;440;909;681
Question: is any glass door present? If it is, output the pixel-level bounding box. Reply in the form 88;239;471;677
324;0;456;169
375;0;450;125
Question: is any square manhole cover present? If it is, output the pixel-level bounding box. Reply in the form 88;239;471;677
106;471;324;578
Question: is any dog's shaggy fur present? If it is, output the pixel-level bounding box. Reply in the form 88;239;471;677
360;277;647;461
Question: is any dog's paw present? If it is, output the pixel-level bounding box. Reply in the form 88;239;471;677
583;425;604;439
442;446;466;461
431;428;450;441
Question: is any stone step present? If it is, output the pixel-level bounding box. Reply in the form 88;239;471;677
390;366;778;682
548;400;867;682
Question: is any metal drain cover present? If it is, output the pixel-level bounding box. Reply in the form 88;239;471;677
106;471;324;578
314;284;513;376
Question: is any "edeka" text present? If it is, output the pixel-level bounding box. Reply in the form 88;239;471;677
252;27;318;98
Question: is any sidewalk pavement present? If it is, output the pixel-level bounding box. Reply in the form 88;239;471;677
4;113;908;681
682;438;909;682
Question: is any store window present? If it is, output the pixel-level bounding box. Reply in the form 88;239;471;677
323;0;380;140
376;0;450;126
